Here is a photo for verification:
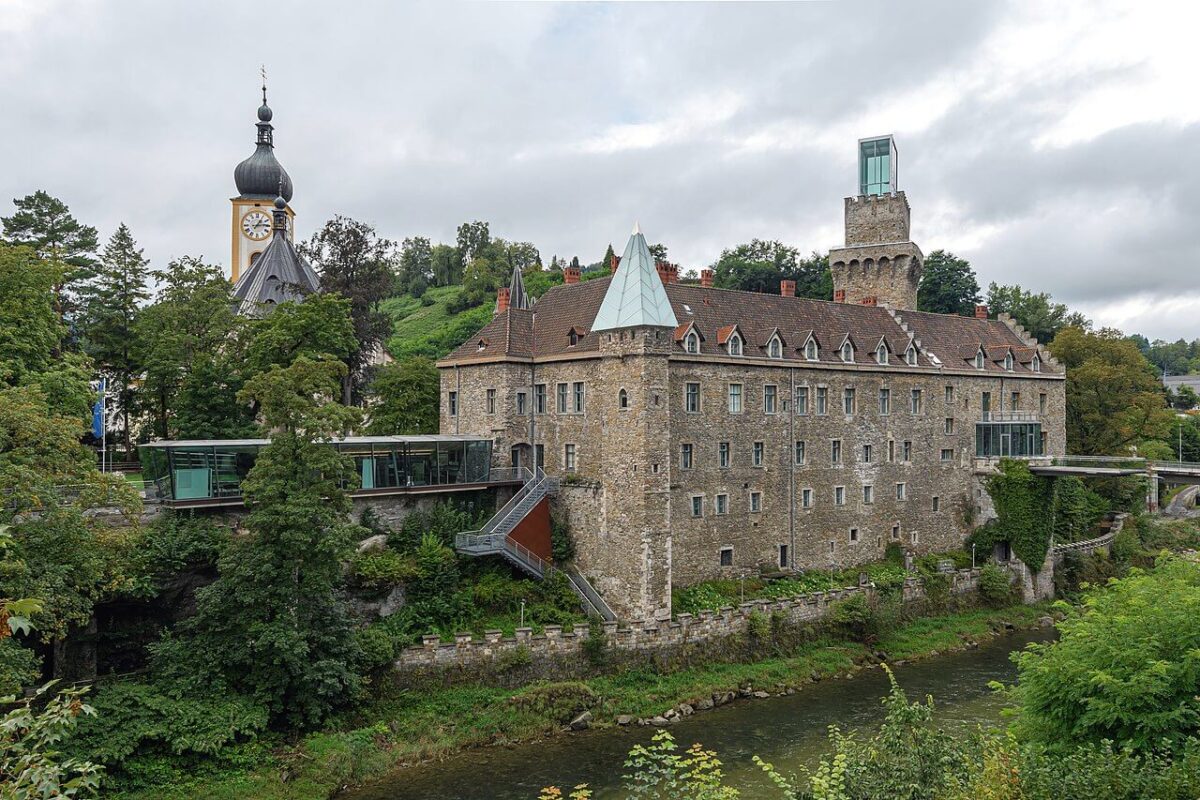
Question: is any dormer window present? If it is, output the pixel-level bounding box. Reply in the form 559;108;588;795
805;339;818;361
841;342;854;363
768;336;783;359
1004;352;1014;372
975;349;986;370
1032;354;1041;373
728;333;743;356
477;338;488;352
685;332;700;354
876;344;888;365
905;346;917;366
568;329;580;347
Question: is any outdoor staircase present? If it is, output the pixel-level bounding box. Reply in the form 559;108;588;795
455;467;616;622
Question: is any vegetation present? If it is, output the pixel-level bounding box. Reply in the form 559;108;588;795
712;240;830;299
1;682;104;798
916;250;980;316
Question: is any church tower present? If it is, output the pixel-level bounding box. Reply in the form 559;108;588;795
230;80;295;283
829;135;923;310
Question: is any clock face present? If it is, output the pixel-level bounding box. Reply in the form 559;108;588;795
241;210;272;240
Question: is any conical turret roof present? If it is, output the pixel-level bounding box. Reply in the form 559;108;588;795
591;223;678;331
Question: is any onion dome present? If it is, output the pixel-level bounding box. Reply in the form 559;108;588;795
233;84;293;201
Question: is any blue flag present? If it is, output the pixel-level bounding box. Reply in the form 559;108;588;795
92;379;106;439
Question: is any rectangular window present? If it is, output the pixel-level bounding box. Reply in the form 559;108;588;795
849;527;859;543
863;484;874;505
892;524;901;540
834;486;846;506
534;384;546;414
749;491;762;513
572;381;585;413
516;391;527;415
944;417;955;435
715;494;728;515
945;385;954;405
685;382;700;413
940;448;954;462
933;496;941;512
719;547;733;567
795;440;806;465
728;383;743;413
910;531;919;545
796;386;809;415
888;440;896;462
779;544;789;568
903;440;912;462
486;388;496;414
691;495;703;517
911;389;922;415
843;387;856;415
564;443;576;472
753;441;764;466
764;385;778;414
1039;393;1047;415
831;439;842;464
1010;391;1020;411
802;488;814;508
896;482;907;501
862;443;873;463
879;388;890;415
448;391;458;416
719;442;731;468
982;391;992;421
535;444;544;469
816;387;828;415
680;443;694;470
557;383;568;413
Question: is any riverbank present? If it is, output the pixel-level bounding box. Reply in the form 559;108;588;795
112;602;1050;800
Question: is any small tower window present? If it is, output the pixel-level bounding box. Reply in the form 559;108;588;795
805;339;818;361
768;336;782;359
975;349;985;370
618;388;629;409
1004;352;1014;372
841;342;854;363
685;332;700;354
1032;354;1041;373
876;344;888;365
905;346;917;366
728;333;743;356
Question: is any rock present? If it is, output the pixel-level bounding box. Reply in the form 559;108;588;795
1003;622;1015;631
356;534;388;553
752;690;770;699
739;688;752;698
664;708;678;719
785;687;795;695
696;697;714;711
616;715;634;726
1038;616;1054;628
894;660;908;666
378;586;406;618
928;650;939;658
810;671;822;682
569;711;592;731
651;716;669;726
679;703;694;716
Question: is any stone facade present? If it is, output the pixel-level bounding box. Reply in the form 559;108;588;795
830;192;922;309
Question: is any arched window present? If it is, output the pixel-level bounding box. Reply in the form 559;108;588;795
685;332;700;354
876;344;888;365
1004;352;1014;372
805;340;818;361
568;329;580;347
1032;354;1041;373
975;350;985;370
841;342;854;363
728;333;743;356
768;336;782;359
905;346;917;366
618;388;629;409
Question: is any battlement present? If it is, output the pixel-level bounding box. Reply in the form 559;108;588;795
845;191;910;246
829;240;923;310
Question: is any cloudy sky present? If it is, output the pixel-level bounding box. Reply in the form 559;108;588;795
2;1;1198;340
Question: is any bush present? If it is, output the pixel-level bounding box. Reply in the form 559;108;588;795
921;573;951;610
977;563;1014;607
509;681;597;724
550;512;574;564
349;550;417;595
828;593;874;641
353;624;398;671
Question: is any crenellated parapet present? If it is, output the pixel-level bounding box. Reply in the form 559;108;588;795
830;190;923;310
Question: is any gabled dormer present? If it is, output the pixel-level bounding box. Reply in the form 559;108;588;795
873;336;891;366
904;337;918;366
763;328;786;359
1003;348;1015;372
717;324;744;356
1031;353;1041;373
567;326;586;347
674;321;704;354
799;331;820;362
973;345;986;370
836;334;857;364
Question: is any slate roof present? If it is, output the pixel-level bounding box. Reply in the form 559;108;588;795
442;279;1059;376
231;230;321;317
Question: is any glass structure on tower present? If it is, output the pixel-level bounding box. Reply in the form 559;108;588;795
859;135;898;196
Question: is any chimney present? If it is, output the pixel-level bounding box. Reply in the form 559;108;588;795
780;279;796;297
655;261;677;286
859;296;877;307
496;287;510;314
564;265;581;285
975;304;988;319
834;288;846;303
700;269;713;288
610;254;619;274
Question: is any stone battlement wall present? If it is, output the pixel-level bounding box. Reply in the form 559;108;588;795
395;567;986;672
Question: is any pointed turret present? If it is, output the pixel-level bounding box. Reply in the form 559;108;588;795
591;223;678;332
508;262;530;311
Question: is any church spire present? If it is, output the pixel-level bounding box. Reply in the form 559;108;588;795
508;262;530;310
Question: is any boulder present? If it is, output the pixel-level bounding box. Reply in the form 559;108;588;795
696;697;714;711
678;703;694;716
651;716;669;726
616;715;634;726
569;710;592;731
356;534;388;554
752;690;770;699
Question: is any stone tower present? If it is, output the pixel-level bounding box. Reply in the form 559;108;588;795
829;135;923;310
231;79;295;283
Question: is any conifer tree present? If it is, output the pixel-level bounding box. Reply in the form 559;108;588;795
1;191;99;324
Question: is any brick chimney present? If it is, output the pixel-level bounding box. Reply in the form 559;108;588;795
655;261;677;286
834;288;846;303
700;269;713;288
496;287;510;314
610;254;620;274
780;279;796;297
859;296;877;307
564;265;581;285
975;304;988;319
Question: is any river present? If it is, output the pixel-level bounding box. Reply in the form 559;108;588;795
347;629;1052;800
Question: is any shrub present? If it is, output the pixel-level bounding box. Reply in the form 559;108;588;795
550;512;574;564
828;593;874;641
2;682;103;799
509;681;597;724
349;549;417;595
581;621;608;667
353;624;397;671
977;563;1014;607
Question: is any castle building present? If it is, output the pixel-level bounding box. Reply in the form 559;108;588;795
438;137;1065;621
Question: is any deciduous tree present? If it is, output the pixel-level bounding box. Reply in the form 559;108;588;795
364;357;439;435
917;250;980;316
986;283;1090;343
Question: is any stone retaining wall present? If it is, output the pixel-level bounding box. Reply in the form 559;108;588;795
395;567;986;672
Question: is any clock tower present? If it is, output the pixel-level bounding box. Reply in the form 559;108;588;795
230;82;295;282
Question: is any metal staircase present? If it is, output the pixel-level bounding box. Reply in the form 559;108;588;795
455;467;616;622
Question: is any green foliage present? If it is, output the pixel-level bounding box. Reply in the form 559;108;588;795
550;512;575;564
977;564;1014;607
509;681;597;725
243;293;357;380
0;637;40;696
917;250;980;316
389;501;483;552
0;243;68;389
828;594;874;641
712;240;831;299
382;285;493;360
1012;555;1200;751
620;730;740;800
1050;476;1109;543
364;357;439;435
985;459;1054;568
353;625;398;672
920;573;951;610
131;512;227;591
986;282;1090;344
582;620;609;667
349;549;417;595
1;681;103;798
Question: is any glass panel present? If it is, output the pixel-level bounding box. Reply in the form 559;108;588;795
406;441;436;486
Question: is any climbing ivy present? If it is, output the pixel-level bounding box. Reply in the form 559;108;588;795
985;459;1056;569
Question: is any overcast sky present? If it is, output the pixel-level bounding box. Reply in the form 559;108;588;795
3;1;1198;340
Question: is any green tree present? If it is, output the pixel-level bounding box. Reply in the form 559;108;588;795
1049;327;1174;455
599;244;615;271
78;224;150;455
648;243;668;263
986;283;1090;343
713;241;831;299
917;250;980;316
244;292;357;378
365;357;439;435
397;235;433;295
302;216;396;404
0;244;66;387
0;681;103;798
1;190;99;321
456;220;491;264
153;358;363;726
430;243;463;287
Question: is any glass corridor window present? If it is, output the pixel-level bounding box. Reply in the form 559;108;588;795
859;136;895;195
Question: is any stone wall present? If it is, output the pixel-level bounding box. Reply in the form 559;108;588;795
395;566;988;673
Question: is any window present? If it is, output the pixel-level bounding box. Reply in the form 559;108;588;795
802;488;814;508
795;386;809;415
892;523;901;540
877;344;889;365
535;444;544;469
795;441;806;465
728;383;743;413
572;382;585;413
911;389;922;415
1032;354;1041;373
1004;352;1014;372
829;540;836;554
749;491;762;512
718;442;730;468
933;496;941;512
448;391;458;416
691;495;703;517
805;339;818;361
816;387;828;415
862;443;873;463
888;440;896;462
903;440;912;462
557;383;568;413
568;329;580;347
896;482;907;501
982;391;992;420
834;486;846;506
535;384;546;414
863;485;874;505
879;388;890;415
910;531;919;545
975;349;986;370
945;385;954;405
849;527;859;543
753;441;764;467
1010;391;1019;411
719;547;733;567
944;417;955;435
685;382;700;413
486;388;496;414
831;439;842;464
940;448;954;462
617;388;629;410
763;384;778;414
685;332;700;354
680;443;694;470
906;346;918;366
715;494;728;515
516;391;527;415
564;444;577;472
1039;393;1047;415
841;342;854;363
728;333;743;356
843;387;856;415
779;544;789;568
768;336;782;359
